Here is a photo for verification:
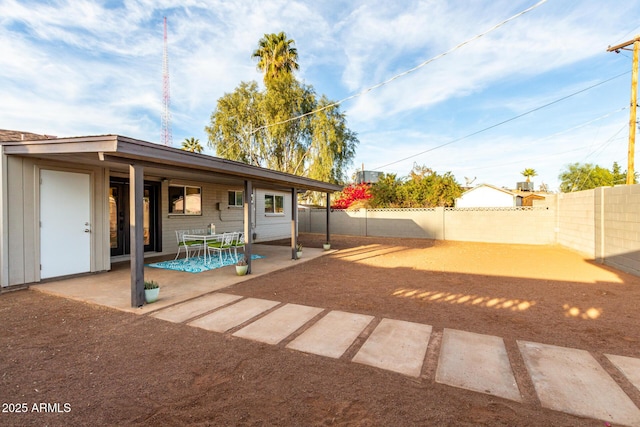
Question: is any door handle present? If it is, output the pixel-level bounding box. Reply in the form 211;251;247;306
84;229;91;233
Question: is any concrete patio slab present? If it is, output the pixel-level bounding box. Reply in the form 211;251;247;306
606;354;640;392
188;297;280;333
352;318;431;377
519;341;640;427
436;329;521;402
32;244;327;314
233;303;324;345
150;292;243;323
286;310;374;359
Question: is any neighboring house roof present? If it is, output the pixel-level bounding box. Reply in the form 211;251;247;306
455;183;522;208
0;129;56;141
0;133;342;193
460;183;520;197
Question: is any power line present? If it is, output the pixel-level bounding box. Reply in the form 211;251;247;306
571;123;627;191
454;106;628;173
372;71;631;171
250;0;549;135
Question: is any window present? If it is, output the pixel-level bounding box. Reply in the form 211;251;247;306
169;185;201;215
264;194;284;214
228;190;243;207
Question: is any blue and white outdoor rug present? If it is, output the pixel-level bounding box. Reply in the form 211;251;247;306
147;254;265;273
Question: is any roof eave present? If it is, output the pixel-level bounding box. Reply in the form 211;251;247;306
1;134;343;193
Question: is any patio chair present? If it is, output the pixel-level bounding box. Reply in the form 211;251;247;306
230;231;245;262
175;230;204;259
207;232;236;264
175;230;190;259
182;233;206;258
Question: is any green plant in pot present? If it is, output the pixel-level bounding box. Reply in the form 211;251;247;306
235;256;248;276
323;241;331;250
144;280;160;303
296;243;303;258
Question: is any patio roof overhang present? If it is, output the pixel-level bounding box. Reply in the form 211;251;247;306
1;134;339;307
0;134;343;193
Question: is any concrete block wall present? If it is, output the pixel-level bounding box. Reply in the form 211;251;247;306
299;185;640;277
597;185;640;276
364;209;441;238
555;191;595;257
300;206;554;244
443;207;555;244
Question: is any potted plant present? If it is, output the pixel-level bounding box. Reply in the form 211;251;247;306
323;242;331;251
144;280;160;303
296;243;303;258
235;256;248;276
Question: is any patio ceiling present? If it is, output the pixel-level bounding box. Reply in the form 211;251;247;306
0;134;343;193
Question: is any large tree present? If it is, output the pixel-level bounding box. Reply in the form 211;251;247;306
206;33;357;184
558;162;631;192
252;32;299;85
206;81;264;165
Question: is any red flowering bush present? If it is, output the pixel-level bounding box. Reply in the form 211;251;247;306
331;183;372;209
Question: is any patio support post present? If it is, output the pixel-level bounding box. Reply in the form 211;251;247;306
0;146;7;288
130;163;145;307
326;192;331;244
291;187;298;259
244;179;253;273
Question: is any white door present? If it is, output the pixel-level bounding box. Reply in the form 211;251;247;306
40;170;91;279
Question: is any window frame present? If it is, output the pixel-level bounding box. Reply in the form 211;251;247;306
228;190;244;208
264;194;285;215
168;185;202;216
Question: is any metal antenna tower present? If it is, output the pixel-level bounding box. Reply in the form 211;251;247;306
161;16;172;146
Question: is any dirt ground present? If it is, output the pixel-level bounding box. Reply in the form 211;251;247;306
1;233;640;426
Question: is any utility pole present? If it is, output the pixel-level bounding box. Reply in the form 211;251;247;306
608;36;640;185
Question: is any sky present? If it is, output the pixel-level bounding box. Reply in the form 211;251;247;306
2;0;640;192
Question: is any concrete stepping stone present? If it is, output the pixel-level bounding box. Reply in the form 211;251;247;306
188;297;280;333
352;318;431;377
436;329;521;402
151;292;243;323
606;354;640;392
286;310;374;359
519;341;640;426
233;303;324;345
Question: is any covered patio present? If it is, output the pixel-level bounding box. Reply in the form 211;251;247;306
33;244;329;314
0;134;342;307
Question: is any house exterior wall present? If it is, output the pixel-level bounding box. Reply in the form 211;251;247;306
0;156;294;287
254;189;291;242
160;184;292;254
160;180;244;257
1;156;109;286
456;186;518;208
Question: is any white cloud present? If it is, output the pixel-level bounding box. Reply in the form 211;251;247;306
1;0;639;188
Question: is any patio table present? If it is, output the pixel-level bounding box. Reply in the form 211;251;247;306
183;233;222;265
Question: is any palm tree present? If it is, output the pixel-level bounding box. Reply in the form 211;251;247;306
521;168;537;182
181;137;203;153
252;32;299;83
